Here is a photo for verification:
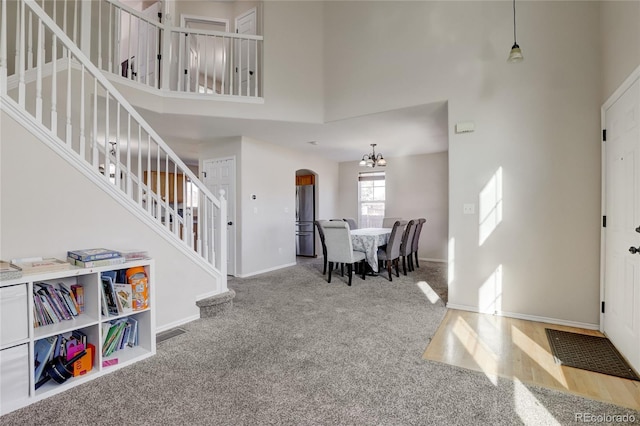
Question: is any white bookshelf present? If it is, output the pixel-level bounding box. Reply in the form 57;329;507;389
0;259;156;416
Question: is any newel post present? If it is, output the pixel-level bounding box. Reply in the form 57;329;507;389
219;189;228;289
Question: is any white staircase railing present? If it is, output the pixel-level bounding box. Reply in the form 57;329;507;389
97;0;262;98
1;0;228;277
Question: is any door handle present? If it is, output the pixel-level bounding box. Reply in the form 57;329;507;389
630;246;640;254
227;221;233;226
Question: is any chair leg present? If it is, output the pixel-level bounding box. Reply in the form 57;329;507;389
394;259;400;277
408;255;414;272
361;260;366;280
328;262;333;283
414;252;419;268
386;260;392;282
402;256;407;275
347;263;353;286
323;258;327;275
341;263;344;277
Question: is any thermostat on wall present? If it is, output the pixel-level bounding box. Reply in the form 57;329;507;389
455;122;475;134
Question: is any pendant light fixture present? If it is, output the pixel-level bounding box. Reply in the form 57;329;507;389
507;0;524;63
359;144;387;168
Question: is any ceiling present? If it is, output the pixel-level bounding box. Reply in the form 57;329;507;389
139;101;449;164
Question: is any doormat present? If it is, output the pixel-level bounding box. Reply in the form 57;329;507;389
156;327;186;344
545;328;639;381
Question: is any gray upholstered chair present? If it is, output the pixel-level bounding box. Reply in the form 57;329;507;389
411;218;426;268
314;220;329;275
382;217;401;228
343;218;358;230
400;220;417;275
321;221;366;286
377;220;407;281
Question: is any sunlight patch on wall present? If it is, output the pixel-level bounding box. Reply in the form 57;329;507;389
479;167;503;246
513;378;560;425
479;264;503;314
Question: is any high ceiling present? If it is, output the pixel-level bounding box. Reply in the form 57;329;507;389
139;101;449;164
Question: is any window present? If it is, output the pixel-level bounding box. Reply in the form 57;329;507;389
358;171;385;228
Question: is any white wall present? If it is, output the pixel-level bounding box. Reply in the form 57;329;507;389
337;152;449;261
600;1;640;102
0;111;221;331
199;136;339;277
325;1;603;326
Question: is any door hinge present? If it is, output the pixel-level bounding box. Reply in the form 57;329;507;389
202;172;207;178
184;69;188;75
602;129;607;142
601;301;605;313
158;12;162;20
236;29;239;33
602;215;607;227
157;54;162;60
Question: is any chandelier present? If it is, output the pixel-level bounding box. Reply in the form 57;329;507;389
359;144;387;167
507;0;524;63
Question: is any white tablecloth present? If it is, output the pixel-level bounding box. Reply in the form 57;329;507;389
350;228;392;272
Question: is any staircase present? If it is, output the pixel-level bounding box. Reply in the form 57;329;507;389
0;0;229;319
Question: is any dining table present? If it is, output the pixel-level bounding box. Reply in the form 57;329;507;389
350;228;392;273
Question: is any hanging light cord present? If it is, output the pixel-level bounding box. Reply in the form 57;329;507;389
513;0;517;44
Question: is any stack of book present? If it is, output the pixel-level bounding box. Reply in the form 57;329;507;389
100;273;135;317
33;282;83;328
67;248;124;268
102;317;138;357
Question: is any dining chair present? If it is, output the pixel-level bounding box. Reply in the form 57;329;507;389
411;218;426;269
343;218;358;230
377;220;407;281
400;220;417;275
314;220;329;275
382;217;401;228
321;221;366;286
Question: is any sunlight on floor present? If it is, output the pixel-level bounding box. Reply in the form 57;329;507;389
511;325;568;388
416;281;441;304
513;378;560;425
452;315;499;385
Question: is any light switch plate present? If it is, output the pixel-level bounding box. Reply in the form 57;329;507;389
463;204;475;214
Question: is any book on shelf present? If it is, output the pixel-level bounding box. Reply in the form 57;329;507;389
33;336;57;383
117;249;149;261
32;282;81;327
102;317;139;357
70;284;84;313
113;283;133;314
100;275;120;317
12;257;73;274
67;248;121;262
68;256;126;268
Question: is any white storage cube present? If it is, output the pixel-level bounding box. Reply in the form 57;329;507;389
0;344;30;410
0;284;29;347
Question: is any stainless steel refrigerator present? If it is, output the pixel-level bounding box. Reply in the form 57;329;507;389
295;184;315;257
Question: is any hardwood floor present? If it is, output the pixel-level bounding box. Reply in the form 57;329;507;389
423;309;640;410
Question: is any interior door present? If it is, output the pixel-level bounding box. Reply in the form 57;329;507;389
603;75;640;373
203;157;236;276
139;2;160;87
234;8;256;96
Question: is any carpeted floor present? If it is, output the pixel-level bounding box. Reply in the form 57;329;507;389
2;259;639;425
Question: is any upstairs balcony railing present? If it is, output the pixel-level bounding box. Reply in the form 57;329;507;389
98;0;262;99
1;0;228;276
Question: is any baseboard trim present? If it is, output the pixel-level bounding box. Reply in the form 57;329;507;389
155;314;200;334
237;262;297;278
445;303;599;330
420;257;447;263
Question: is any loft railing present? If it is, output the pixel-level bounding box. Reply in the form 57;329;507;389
97;0;263;98
1;0;228;276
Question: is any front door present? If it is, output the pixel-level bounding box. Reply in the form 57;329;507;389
603;71;640;373
203;157;236;276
